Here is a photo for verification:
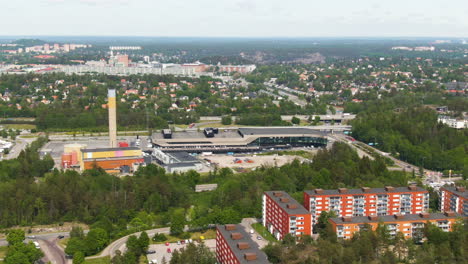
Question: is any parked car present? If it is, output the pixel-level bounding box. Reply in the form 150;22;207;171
149;259;158;264
146;249;156;254
177;241;181;245
165;242;170;246
58;235;65;239
257;236;262;240
167;248;172;253
27;235;36;239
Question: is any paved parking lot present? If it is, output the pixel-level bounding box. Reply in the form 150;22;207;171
146;239;216;264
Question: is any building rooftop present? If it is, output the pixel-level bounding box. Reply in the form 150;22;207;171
304;186;427;196
264;191;309;215
81;147;141;152
166;151;199;163
442;186;468;199
330;212;463;225
217;224;270;264
238;127;325;137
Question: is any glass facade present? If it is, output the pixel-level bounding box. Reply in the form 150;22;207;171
247;136;328;147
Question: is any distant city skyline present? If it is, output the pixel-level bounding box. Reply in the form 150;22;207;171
2;0;467;37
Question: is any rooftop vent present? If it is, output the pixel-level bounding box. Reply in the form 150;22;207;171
444;211;455;217
408;185;417;191
244;253;257;261
456;186;466;192
280;197;290;203
368;215;379;221
342;216;352;222
338;188;348;194
237;242;250;250
225;224;236;231
419;212;430;218
287;204;298;209
231;233;243;240
315;189;324;194
362;187;371;193
394;214;405;220
385;186;395;192
273;192;283;197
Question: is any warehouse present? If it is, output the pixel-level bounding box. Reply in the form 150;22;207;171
81;147;144;173
152;127;328;153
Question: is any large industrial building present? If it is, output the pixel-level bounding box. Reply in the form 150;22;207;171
61;89;145;173
152;127;328;153
439;186;468;216
304;186;429;226
329;212;462;240
262;191;312;240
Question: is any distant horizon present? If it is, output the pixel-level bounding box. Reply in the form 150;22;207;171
3;1;467;38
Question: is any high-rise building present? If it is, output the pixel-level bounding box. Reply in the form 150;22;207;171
304;186;429;226
262;191;312;240
216;224;269;264
108;89;117;148
439;186;468;216
329;212;461;240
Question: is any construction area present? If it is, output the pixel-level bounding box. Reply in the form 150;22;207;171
202;153;309;170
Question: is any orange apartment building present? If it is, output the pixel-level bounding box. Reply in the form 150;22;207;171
304;186;429;226
439;186;468;216
329;212;462;240
262;191;312;240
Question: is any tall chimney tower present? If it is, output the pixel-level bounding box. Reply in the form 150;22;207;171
108;89;117;148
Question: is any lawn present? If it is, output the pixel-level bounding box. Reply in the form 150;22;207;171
151;229;216;244
2;124;37;130
252;223;277;242
0;246;7;259
84;256;111;264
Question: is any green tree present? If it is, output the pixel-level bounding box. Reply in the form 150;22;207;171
221;115;232;125
291;116;300;125
73;251;85;264
138;232;150;253
7;229;25;245
85;228;108;255
169;243;215;264
170;209;185;236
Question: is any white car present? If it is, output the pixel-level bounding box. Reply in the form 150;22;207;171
149;260;158;264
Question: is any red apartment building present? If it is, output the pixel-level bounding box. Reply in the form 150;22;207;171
439;186;468;216
328;212;462;240
262;191;312;240
304;186;429;226
216;224;270;264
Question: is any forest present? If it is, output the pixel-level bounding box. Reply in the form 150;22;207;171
348;96;467;174
0;141;409;232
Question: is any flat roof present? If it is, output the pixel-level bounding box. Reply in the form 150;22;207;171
441;186;468;199
216;224;270;264
264;191;309;215
239;127;325;136
82;147;141;152
83;156;143;162
305;186;427;196
330;212;463;225
166;151;199;163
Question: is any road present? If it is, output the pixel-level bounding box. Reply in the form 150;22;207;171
330;133;446;185
38;237;70;264
4;137;36;160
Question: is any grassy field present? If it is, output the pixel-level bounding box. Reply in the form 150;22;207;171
252;223;277;242
58;237;69;249
151;229;216;244
84;256;111;264
0;246;7;259
1;124;36;130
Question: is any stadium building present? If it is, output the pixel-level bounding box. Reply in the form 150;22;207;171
152;127;328;153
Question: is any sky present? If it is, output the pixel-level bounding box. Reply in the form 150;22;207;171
1;0;467;37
